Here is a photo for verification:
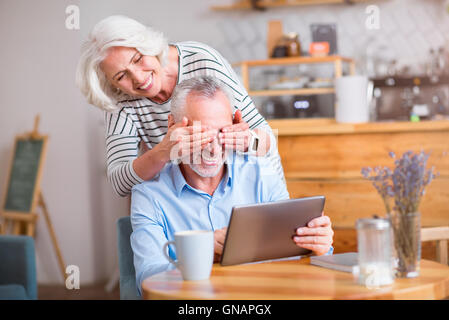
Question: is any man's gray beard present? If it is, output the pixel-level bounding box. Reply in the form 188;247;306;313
188;162;224;178
187;149;228;178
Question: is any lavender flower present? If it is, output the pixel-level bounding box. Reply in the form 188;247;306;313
361;150;436;215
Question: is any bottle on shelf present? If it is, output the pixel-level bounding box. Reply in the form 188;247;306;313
437;47;446;76
284;32;301;57
426;49;436;77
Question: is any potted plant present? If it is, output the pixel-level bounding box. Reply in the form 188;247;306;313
361;151;436;278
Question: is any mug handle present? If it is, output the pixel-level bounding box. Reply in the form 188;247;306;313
163;241;178;267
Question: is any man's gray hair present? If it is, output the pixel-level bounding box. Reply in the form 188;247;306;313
170;76;235;122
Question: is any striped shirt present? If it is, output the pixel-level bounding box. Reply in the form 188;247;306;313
105;41;285;196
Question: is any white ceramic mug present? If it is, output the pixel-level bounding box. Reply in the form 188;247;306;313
163;230;214;281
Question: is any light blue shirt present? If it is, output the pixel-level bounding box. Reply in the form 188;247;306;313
130;154;289;295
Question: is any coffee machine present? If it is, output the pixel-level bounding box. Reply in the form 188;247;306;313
371;76;449;121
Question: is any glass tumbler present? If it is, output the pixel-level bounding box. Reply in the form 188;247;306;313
356;218;394;288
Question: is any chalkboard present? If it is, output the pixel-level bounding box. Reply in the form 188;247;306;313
3;137;46;213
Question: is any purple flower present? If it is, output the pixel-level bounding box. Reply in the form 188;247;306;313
361;150;436;215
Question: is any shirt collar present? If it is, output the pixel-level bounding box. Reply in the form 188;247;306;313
171;162;188;197
171;157;234;197
223;157;233;189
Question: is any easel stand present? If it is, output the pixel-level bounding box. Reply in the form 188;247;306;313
0;115;67;281
1;211;38;236
38;191;67;281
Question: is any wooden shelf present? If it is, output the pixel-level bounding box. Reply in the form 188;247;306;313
237;55;354;67
238;55;354;97
249;87;334;97
267;118;449;136
211;0;369;11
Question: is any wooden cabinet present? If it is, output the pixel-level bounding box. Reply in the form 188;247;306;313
268;118;449;257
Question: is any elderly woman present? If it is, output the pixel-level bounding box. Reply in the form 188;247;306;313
76;15;284;196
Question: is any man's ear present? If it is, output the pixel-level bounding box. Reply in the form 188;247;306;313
168;114;175;128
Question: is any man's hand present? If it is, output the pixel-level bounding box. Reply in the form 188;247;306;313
293;213;334;256
213;227;227;262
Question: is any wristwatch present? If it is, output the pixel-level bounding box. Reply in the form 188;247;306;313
247;130;260;156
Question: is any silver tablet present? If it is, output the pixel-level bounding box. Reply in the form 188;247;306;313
220;196;325;266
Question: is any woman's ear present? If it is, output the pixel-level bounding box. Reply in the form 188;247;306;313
168;114;175;128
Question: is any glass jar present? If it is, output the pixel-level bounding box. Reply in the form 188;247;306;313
356;218;394;288
284;32;301;57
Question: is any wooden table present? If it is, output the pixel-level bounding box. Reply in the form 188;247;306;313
142;258;449;300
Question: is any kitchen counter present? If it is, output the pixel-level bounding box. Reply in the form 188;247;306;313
268;118;449;136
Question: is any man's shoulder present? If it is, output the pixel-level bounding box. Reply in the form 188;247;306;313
230;154;289;201
131;163;174;195
232;153;276;169
229;154;278;180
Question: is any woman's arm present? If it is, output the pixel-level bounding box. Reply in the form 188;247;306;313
131;143;170;181
106;112;217;197
132;117;216;180
105;109;147;196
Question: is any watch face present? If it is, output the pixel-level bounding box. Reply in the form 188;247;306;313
252;137;259;152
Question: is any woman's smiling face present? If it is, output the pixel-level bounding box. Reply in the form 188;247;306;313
100;46;163;98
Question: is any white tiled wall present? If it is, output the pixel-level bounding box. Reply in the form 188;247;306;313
210;0;449;73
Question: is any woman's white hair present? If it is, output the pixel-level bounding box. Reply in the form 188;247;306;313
75;15;169;112
171;76;235;122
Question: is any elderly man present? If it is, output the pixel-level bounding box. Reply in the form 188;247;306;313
130;76;334;295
